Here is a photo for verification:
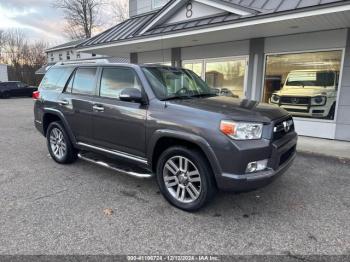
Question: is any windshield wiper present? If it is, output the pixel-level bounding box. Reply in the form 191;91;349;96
190;93;217;98
161;95;192;101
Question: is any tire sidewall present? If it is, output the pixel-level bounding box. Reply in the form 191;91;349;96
46;121;74;164
156;146;214;211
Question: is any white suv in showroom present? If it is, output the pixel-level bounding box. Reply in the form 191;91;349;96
269;69;338;119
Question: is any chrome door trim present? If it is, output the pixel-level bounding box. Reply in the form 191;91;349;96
77;142;148;164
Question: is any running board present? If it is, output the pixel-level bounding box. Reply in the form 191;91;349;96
78;152;153;179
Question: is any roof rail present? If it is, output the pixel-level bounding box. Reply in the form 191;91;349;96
54;59;110;66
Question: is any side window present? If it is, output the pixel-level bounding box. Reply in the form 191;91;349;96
72;68;97;95
17;82;26;88
100;67;141;99
39;67;74;91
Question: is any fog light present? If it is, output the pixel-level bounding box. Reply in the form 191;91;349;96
246;159;268;173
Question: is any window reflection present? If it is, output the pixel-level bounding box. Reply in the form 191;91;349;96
100;68;141;99
264;50;342;120
205;60;246;98
183;62;203;78
183;58;247;98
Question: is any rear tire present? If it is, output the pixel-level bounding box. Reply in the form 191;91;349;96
46;121;77;164
156;146;216;211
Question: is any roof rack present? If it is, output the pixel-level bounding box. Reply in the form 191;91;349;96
54;59;110;66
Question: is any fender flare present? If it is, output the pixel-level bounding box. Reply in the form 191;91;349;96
42;108;77;145
147;129;222;177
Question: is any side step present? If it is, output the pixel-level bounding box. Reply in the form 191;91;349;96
78;151;153;179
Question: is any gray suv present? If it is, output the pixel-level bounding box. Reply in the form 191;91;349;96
34;63;297;211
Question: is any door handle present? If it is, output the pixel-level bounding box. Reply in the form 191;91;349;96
93;105;105;112
58;100;69;106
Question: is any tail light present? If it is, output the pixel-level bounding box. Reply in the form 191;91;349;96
32;91;40;100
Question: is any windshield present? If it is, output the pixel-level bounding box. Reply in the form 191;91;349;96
142;66;215;100
286;71;336;87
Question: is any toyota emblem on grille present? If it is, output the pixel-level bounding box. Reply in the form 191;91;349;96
291;98;299;104
283;121;291;132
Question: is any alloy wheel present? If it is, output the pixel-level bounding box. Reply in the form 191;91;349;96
163;156;202;203
49;127;67;160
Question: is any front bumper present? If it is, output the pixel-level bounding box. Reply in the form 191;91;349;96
280;105;330;118
216;132;297;192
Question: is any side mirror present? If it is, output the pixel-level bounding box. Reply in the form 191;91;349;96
119;88;143;103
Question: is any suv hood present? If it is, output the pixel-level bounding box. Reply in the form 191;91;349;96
169;96;288;123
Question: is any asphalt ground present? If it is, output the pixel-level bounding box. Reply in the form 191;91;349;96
0;98;349;255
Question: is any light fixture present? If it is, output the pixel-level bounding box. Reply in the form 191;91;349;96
246;160;268;173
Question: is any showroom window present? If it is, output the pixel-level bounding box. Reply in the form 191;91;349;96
182;57;248;98
263;50;342;120
183;62;203;78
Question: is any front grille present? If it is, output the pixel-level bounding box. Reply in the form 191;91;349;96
279;146;296;166
280;96;310;105
285;108;309;113
273;116;294;141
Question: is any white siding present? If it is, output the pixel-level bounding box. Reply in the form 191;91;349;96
264;29;347;53
138;49;172;64
47;48;104;63
181;40;250;60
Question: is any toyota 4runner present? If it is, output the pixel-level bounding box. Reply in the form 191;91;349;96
34;63;297;211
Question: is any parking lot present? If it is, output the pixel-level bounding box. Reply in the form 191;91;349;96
0;98;349;255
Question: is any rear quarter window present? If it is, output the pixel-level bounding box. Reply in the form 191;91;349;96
39;67;74;91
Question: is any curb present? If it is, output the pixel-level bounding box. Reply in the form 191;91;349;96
297;150;350;164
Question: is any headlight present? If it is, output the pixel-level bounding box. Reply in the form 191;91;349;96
311;96;327;106
270;94;280;104
220;121;263;140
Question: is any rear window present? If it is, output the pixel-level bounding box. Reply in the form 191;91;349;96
39;67;74;91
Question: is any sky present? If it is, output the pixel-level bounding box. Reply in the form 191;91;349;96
0;0;125;47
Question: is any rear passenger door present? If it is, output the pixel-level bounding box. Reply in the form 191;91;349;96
91;67;147;157
58;67;98;143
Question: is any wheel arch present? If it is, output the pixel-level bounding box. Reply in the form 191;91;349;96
148;130;222;178
42;109;77;144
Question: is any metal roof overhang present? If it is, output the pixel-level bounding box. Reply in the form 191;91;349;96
78;4;350;57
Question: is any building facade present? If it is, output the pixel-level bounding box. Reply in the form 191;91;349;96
129;0;169;17
78;0;350;141
46;39;104;64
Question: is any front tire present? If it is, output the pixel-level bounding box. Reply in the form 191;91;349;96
0;92;10;99
46;121;77;164
156;146;216;211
